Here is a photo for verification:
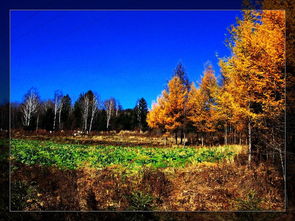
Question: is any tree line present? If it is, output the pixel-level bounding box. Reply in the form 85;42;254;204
4;9;286;168
147;10;285;170
10;89;149;133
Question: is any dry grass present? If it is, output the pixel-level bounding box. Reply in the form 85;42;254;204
11;160;284;211
12;129;170;147
163;163;284;211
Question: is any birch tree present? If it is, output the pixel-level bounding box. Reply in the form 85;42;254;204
81;94;90;132
21;88;39;127
115;100;120;117
104;98;116;130
53;90;63;131
89;93;99;133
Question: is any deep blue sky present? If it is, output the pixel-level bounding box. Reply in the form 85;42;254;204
11;10;242;109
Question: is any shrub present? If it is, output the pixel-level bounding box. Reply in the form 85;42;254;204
235;190;262;211
127;191;155;211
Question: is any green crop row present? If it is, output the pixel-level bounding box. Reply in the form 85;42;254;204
10;139;239;170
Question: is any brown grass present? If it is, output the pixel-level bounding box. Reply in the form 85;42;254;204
11;161;284;211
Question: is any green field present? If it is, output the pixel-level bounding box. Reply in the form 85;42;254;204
11;139;242;171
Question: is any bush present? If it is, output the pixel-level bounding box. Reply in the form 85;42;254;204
127;191;155;211
235;190;262;211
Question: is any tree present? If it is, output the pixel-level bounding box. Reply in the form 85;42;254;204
147;92;167;132
147;76;188;144
174;62;190;90
53;90;63;131
81;94;90;132
215;74;247;145
187;83;206;146
219;10;285;164
115;100;121;117
173;63;191;143
11;102;22;129
163;76;188;144
61;95;72;130
73;95;83;130
104;98;116;130
114;108;137;131
42;99;54;131
35;101;44;131
259;0;294;182
134;98;148;131
21;88;39;128
89;93;99;133
187;64;218;146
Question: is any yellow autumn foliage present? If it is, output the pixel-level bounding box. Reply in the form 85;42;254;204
219;10;285;129
147;76;188;132
187;64;219;133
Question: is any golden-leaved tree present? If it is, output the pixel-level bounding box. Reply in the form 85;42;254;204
187;64;218;146
187;83;206;146
147;76;188;144
146;91;167;131
219;10;285;164
260;0;295;158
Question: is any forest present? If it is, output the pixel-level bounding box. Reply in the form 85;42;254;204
7;10;285;163
0;7;289;211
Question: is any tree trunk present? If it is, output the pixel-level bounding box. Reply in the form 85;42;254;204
84;115;88;132
175;132;178;145
89;117;93;133
224;123;228;145
201;135;204;147
183;132;186;147
58;109;62;130
180;129;183;144
278;149;286;183
36;114;39;132
89;108;95;133
53;108;57;131
248;120;252;166
239;133;242;145
106;118;109;130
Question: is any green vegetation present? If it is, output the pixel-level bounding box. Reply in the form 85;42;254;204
127;191;155;211
235;190;262;211
11;139;241;171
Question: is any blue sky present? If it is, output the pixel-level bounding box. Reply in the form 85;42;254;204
11;10;242;109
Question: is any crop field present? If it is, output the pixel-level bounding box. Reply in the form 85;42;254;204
11;139;242;171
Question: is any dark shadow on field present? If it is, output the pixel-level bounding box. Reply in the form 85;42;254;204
10;159;285;212
11;162;174;211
